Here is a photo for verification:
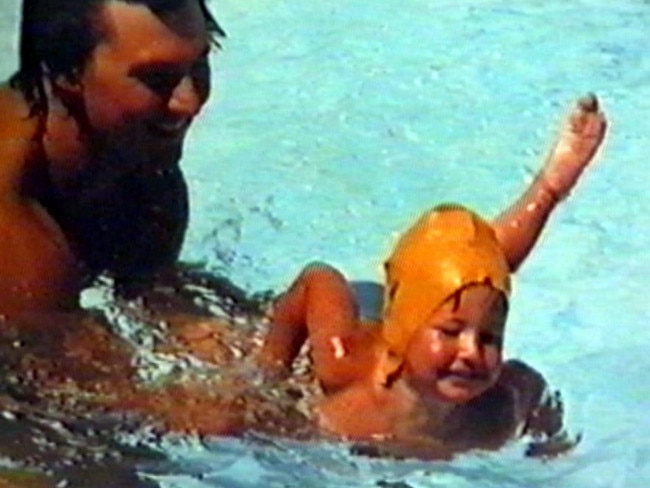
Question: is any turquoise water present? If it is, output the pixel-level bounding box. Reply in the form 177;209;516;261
3;0;650;486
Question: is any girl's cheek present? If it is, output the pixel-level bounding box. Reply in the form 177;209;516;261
427;335;456;366
485;347;503;371
427;333;445;355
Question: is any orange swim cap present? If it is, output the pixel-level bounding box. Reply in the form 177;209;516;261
382;204;511;356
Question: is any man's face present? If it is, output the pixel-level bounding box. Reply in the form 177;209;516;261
403;285;507;404
77;0;211;151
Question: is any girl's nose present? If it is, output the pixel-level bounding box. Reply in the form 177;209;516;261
457;331;482;364
168;76;202;117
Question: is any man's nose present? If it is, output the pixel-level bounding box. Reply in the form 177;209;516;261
168;76;203;117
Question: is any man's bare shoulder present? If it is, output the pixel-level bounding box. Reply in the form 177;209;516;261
0;82;34;123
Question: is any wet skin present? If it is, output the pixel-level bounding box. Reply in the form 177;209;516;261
403;285;507;405
314;283;511;442
0;0;214;313
66;0;211;150
40;0;213;292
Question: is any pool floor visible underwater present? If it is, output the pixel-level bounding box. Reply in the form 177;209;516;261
2;0;650;486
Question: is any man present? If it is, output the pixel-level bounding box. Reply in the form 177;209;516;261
0;0;225;315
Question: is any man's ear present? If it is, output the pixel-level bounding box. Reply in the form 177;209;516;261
48;75;91;131
50;75;83;100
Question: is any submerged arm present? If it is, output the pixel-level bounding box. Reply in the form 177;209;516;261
493;94;607;272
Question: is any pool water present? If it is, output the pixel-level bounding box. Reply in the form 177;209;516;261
2;0;650;486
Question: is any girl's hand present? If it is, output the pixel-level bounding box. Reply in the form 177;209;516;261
542;93;607;200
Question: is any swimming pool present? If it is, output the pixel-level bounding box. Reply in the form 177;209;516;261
2;0;650;486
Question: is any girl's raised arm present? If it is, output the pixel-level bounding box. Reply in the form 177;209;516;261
493;94;607;272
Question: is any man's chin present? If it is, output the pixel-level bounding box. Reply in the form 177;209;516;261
145;118;192;143
140;129;187;166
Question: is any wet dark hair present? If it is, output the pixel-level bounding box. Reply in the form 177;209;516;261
448;280;509;316
9;0;226;115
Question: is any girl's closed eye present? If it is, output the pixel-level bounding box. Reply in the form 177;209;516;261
436;322;462;338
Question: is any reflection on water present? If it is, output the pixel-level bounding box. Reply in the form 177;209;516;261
0;396;160;487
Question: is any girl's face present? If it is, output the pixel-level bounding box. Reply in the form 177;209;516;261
403;284;507;404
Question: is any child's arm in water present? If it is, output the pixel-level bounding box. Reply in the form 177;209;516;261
259;263;381;393
493;94;607;272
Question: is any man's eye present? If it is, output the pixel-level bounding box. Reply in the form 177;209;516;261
137;71;182;94
191;55;210;78
189;56;210;92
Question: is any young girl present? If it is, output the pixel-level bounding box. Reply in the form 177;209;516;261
258;94;607;458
